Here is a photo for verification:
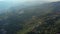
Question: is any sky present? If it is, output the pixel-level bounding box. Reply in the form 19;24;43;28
0;0;60;4
0;0;60;2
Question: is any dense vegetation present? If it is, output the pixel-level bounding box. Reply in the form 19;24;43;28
0;1;60;34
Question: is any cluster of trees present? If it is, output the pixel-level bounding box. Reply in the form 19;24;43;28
27;14;60;34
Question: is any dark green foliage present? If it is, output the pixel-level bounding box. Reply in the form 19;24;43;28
27;14;60;34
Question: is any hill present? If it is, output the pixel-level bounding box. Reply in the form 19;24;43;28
0;1;60;34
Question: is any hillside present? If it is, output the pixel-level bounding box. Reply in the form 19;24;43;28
0;1;60;34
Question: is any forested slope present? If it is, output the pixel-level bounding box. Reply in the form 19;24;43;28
0;1;60;34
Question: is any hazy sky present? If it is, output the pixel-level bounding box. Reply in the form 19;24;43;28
0;0;60;5
0;0;60;2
